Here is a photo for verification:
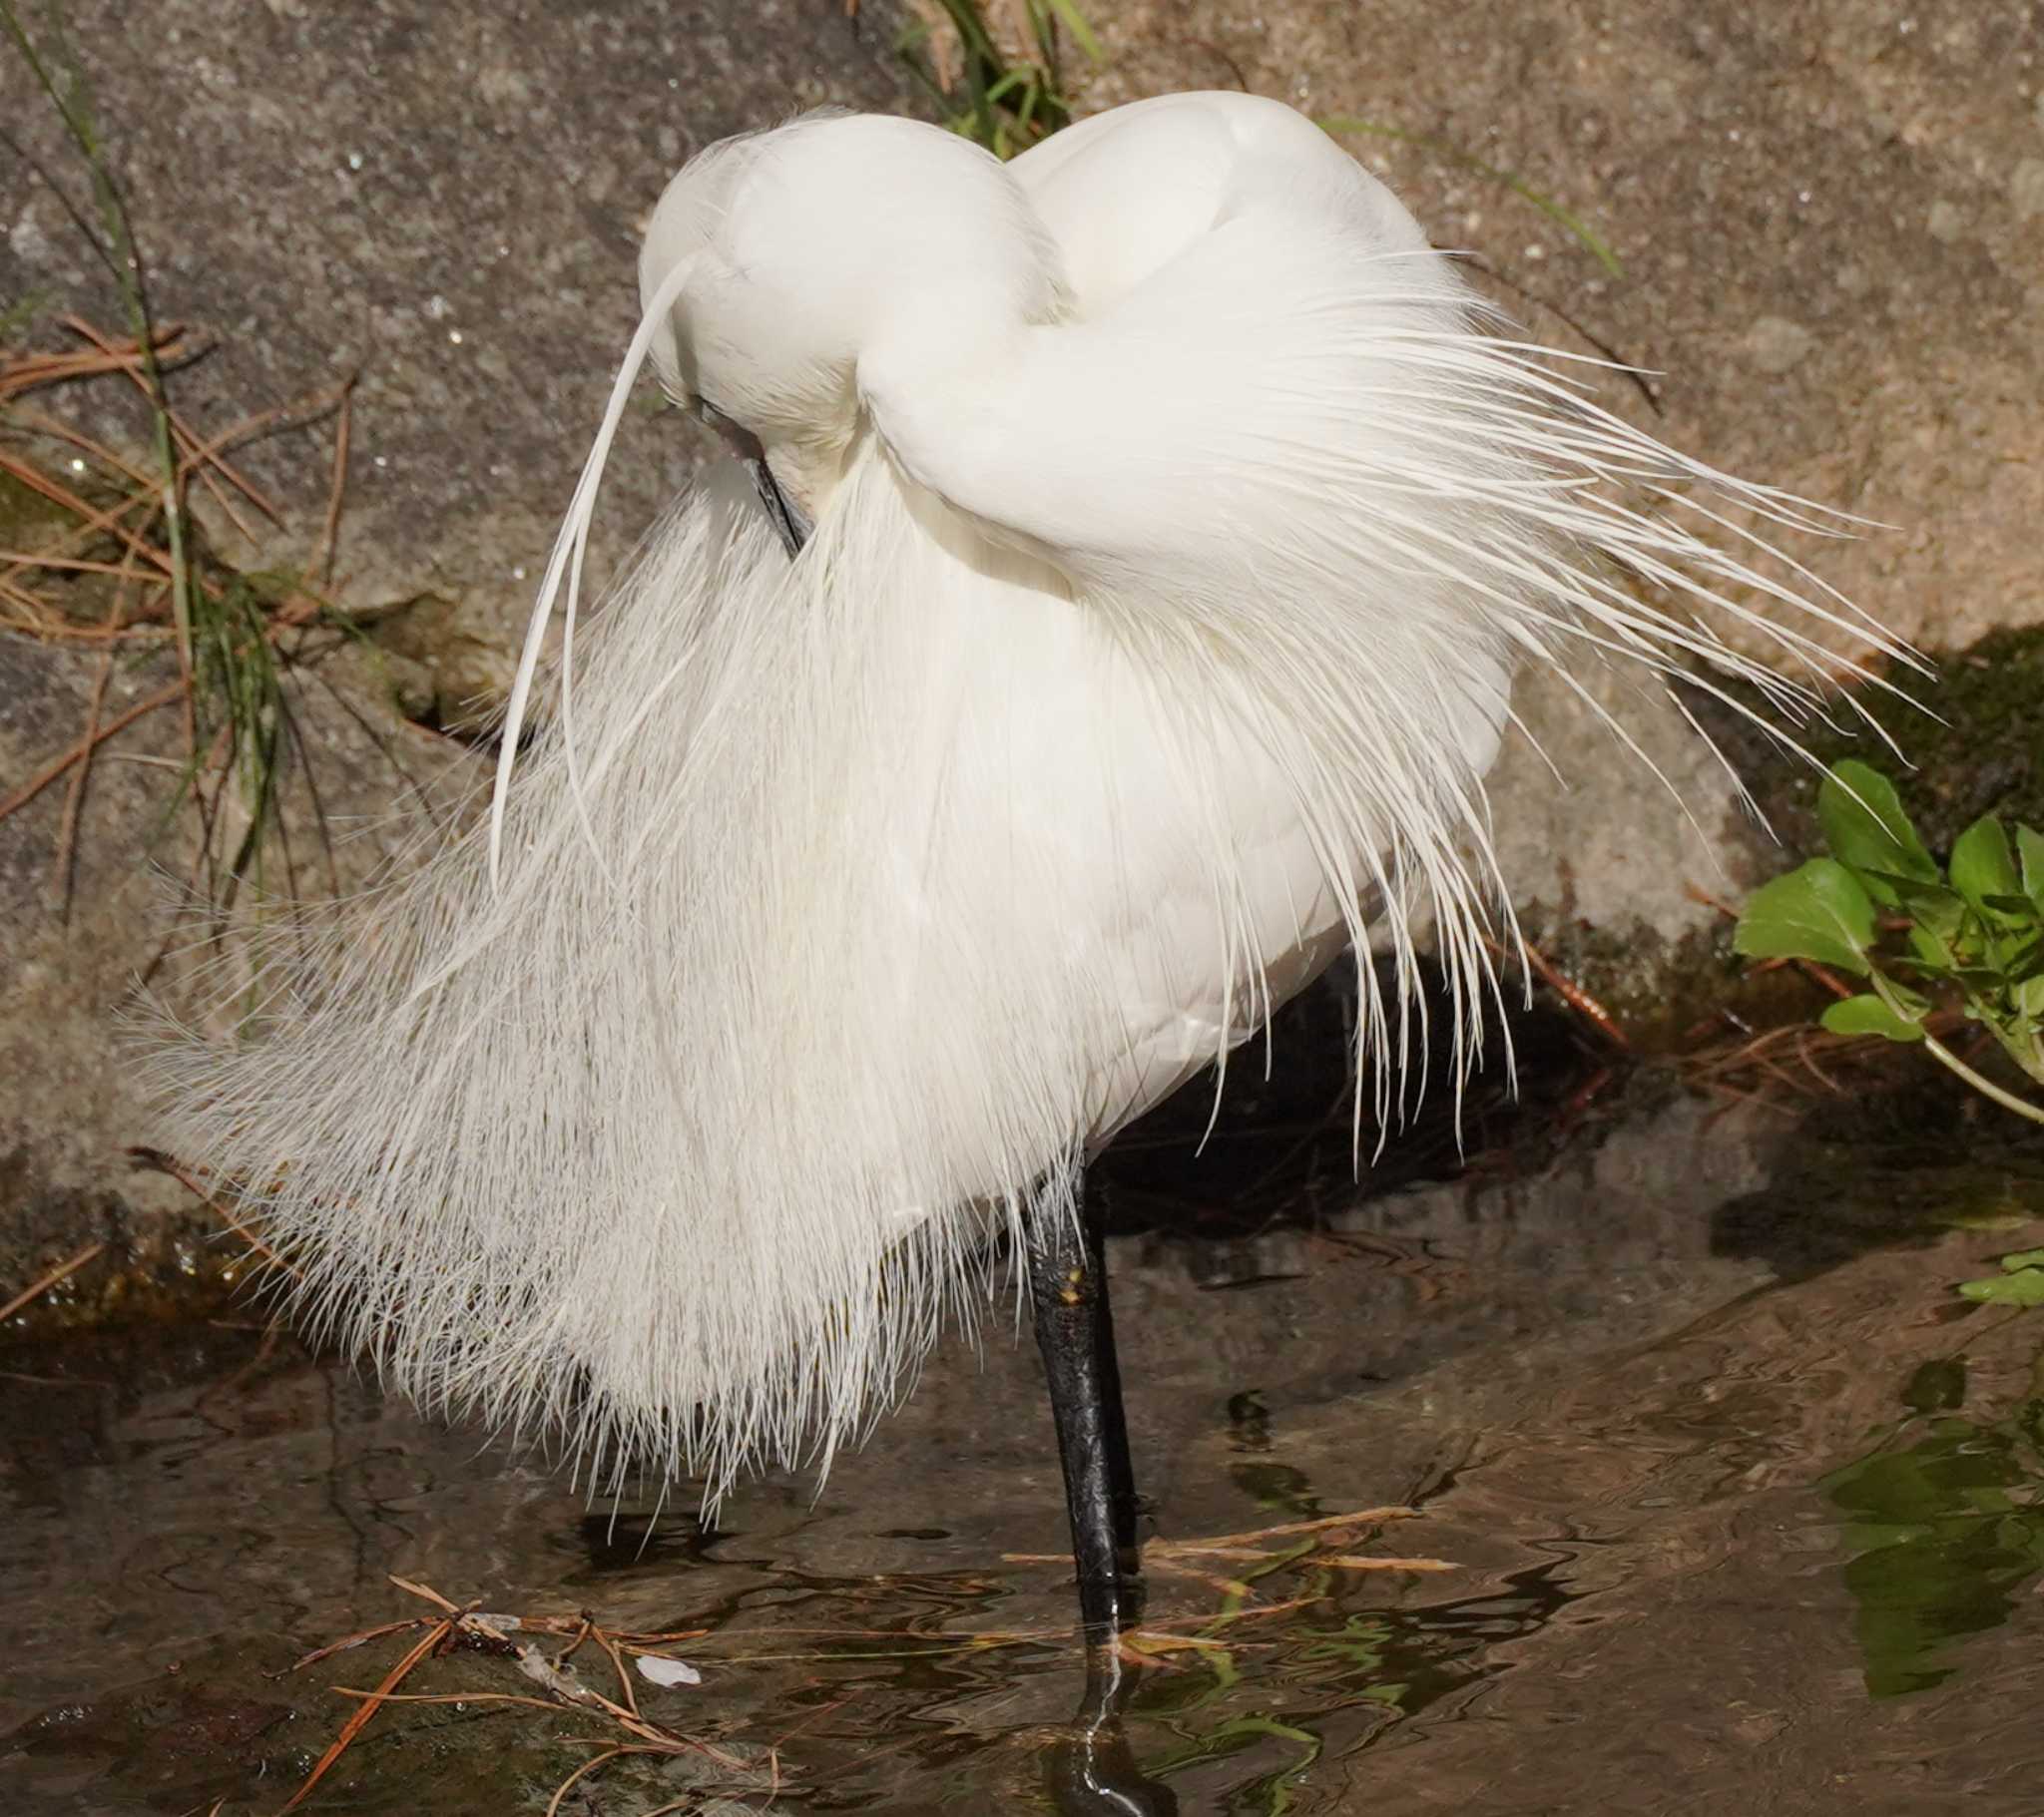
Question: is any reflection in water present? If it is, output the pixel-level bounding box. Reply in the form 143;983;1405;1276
7;1028;2044;1811
1126;1558;1576;1814
1823;1349;2044;1697
1049;1650;1179;1816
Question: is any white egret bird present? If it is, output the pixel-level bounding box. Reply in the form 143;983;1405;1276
155;94;1902;1645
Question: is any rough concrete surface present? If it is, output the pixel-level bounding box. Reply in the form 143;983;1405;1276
2;0;917;611
2;1;2041;1309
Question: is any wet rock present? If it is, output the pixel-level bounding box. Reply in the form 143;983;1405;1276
0;636;476;1335
1702;621;2044;860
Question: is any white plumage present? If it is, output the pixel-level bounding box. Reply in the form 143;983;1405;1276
152;94;1902;1502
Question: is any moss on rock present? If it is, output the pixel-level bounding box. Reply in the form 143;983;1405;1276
1699;622;2044;860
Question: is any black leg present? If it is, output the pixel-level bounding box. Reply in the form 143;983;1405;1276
1028;1179;1179;1815
1027;1172;1143;1640
1043;1646;1179;1817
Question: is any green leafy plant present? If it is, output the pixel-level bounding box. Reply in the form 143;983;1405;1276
896;0;1102;160
1958;1247;2044;1308
1735;759;2044;1127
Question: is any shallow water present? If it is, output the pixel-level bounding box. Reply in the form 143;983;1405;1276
6;1028;2044;1814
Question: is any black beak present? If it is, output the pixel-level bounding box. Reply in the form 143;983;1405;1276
746;452;812;559
696;398;811;559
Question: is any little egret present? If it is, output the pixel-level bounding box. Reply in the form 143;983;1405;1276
155;94;1905;1650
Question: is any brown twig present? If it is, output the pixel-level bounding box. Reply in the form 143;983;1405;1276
553;1613;595;1667
592;1624;642;1720
278;1619;452;1813
283;1579;754;1817
62;315;280;539
126;1146;296;1277
1005;1507;1425;1577
8;401;162;499
1153;1506;1416;1554
310;372;355;589
0;321;203;406
1141;1556;1260;1598
47;530;142;912
1497;935;1633;1052
0;1240;108;1323
1319;1554;1456;1572
167;372;354;542
388;1575;464;1616
544;1745;632;1817
284;1617;435;1674
0;447;177;581
0;548;141;576
329;1686;560;1716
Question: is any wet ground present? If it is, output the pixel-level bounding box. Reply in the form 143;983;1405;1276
5;1002;2044;1815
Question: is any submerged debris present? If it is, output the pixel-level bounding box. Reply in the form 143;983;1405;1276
276;1577;740;1816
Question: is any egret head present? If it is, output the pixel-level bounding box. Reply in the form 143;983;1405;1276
636;113;1068;538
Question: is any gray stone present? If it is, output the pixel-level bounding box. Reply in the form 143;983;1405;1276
0;3;920;1315
1745;314;1815;375
5;0;2043;1309
0;0;918;616
2014;157;2044;221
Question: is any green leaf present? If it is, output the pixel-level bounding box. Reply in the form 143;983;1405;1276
1822;993;1927;1042
1950;966;2015;988
1875;873;1970;954
1951;816;2023;919
1819;762;1939;902
1039;0;1105;61
1735;858;1877;975
1871;869;1960;906
2017;825;2044;909
1956;1267;2044;1307
2004;937;2044;982
1900;1357;1968;1412
1903;924;1957;976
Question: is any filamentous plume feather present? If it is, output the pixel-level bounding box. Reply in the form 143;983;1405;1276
146;94;1911;1503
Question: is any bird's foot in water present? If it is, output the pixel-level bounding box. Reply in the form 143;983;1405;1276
1044;1643;1179;1817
